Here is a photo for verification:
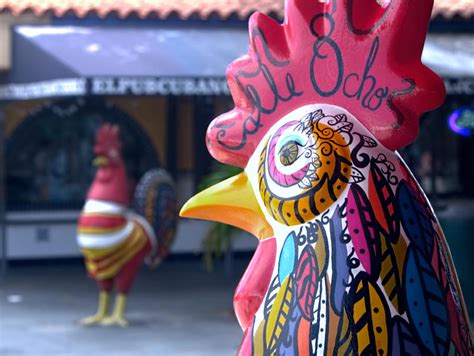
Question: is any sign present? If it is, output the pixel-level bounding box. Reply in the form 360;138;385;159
0;77;229;100
449;106;474;136
444;78;474;96
0;79;86;100
90;77;229;96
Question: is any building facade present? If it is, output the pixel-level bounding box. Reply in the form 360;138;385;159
0;1;472;270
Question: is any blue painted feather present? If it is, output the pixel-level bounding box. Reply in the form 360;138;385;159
397;181;435;257
279;232;297;281
404;247;449;356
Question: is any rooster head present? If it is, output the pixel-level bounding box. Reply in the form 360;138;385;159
181;0;449;354
93;123;123;167
181;0;444;242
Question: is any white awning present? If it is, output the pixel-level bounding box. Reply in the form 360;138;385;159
0;26;472;100
422;35;474;78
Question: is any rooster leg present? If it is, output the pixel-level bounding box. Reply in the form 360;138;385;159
100;293;128;327
80;290;111;326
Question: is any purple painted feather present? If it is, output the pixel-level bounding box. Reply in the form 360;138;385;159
278;302;302;355
391;316;422;356
329;205;350;316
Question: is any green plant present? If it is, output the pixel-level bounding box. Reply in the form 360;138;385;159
198;163;243;272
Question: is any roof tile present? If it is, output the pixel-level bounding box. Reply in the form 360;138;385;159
0;0;472;20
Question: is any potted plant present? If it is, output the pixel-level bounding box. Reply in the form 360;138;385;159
198;163;243;273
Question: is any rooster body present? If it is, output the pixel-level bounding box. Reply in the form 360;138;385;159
233;104;473;355
78;124;176;326
181;0;473;354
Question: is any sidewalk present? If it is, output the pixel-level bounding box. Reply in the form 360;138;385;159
0;258;246;356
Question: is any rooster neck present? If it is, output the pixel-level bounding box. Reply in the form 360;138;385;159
87;160;130;206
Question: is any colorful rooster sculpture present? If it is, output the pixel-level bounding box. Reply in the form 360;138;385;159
78;124;176;327
181;0;473;354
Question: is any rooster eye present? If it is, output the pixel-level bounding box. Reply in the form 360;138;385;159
279;140;300;166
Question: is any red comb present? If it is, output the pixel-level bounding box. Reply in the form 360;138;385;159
95;123;121;153
207;0;445;168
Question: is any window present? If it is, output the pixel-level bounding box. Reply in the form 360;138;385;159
400;97;474;199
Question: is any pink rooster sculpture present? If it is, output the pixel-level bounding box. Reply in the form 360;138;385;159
181;0;473;354
77;123;176;327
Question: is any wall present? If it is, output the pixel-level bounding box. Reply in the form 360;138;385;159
4;95;258;259
6;217;258;259
0;13;49;72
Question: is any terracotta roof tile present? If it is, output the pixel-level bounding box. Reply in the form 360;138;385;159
0;0;472;20
431;0;474;19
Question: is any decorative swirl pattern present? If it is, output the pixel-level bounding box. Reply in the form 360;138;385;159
258;109;353;225
267;121;310;187
246;106;472;356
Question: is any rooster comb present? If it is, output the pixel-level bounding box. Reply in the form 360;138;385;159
207;0;445;168
95;123;122;151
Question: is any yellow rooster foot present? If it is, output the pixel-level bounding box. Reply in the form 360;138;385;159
79;314;108;326
100;293;129;327
79;291;111;326
100;315;129;327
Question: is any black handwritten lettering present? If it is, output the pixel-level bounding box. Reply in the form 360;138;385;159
311;37;344;97
310;14;343;97
342;37;389;111
214;27;303;151
310;13;390;112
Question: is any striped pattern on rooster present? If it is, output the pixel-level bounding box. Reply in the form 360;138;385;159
246;107;473;356
78;200;156;280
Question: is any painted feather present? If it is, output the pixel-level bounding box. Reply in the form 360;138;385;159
265;275;295;354
391;234;408;282
404;247;450;356
431;238;448;289
133;168;177;259
278;302;302;356
369;160;400;242
397;180;435;258
379;232;406;314
347;184;381;276
264;275;281;318
390;316;423;356
295;244;319;320
309;278;329;355
334;298;355;355
279;232;297;281
263;275;281;319
297;317;311;356
252;319;265;356
347;273;390;355
329;205;350;316
313;220;329;277
398;159;435;220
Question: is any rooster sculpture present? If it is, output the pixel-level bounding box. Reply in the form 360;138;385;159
77;123;176;327
181;0;473;354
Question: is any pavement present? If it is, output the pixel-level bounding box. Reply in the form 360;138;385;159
1;255;473;356
0;257;249;356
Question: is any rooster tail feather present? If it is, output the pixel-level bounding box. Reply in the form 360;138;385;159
133;169;177;263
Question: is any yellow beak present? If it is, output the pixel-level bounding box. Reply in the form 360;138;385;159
179;172;274;240
93;156;109;167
